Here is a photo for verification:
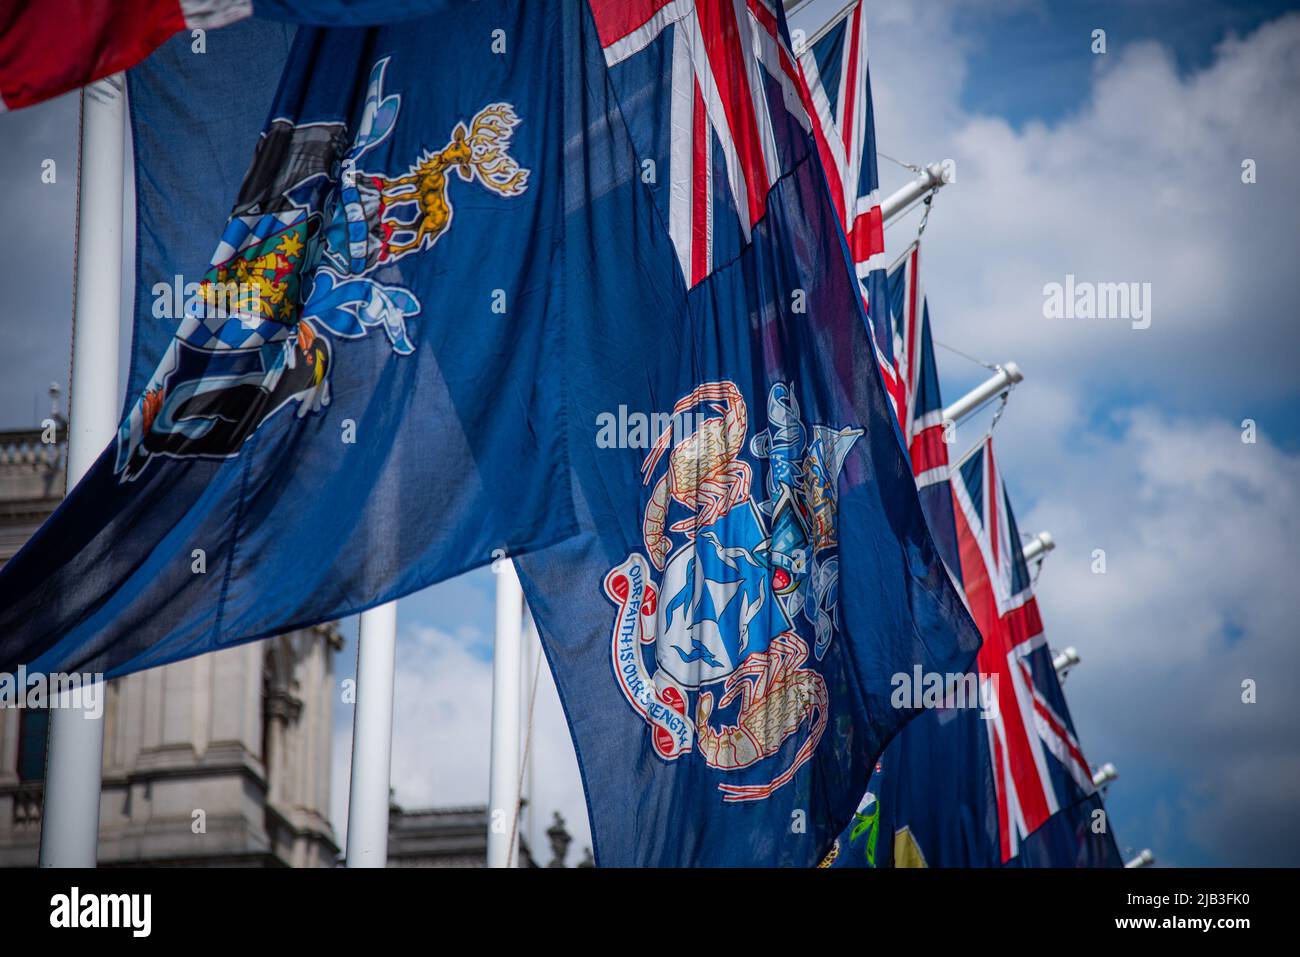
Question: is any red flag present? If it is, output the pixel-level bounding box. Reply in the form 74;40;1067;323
0;0;248;112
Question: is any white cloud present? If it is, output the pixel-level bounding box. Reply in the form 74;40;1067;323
521;633;595;864
863;9;1300;406
1017;410;1300;863
331;618;593;865
793;1;1300;864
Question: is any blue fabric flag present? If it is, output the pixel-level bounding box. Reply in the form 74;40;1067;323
1007;793;1123;867
0;0;979;866
862;464;1122;868
506;0;979;867
250;1;447;25
828;254;1120;869
125;18;298;411
826;246;994;868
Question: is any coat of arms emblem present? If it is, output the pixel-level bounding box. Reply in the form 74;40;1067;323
116;57;529;481
603;380;863;801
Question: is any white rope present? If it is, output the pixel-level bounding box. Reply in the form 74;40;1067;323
882;198;921;232
63;92;85;489
949;391;1010;472
916;193;934;237
885;183;938;271
878;150;922;174
1030;555;1046;588
509;622;544;863
934;339;1000;373
882;190;938;233
987;391;1009;433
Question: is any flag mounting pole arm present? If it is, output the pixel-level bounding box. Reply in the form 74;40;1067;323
1092;763;1119;788
1025;535;1073;677
39;75;127;869
1053;647;1081;677
1023;530;1055;564
345;601;398;866
1125;849;1156;868
880;163;949;225
942;362;1023;426
487;561;525;868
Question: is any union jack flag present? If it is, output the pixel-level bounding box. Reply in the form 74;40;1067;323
796;0;884;280
951;438;1098;862
886;243;950;490
589;0;811;288
796;0;899;407
875;241;963;570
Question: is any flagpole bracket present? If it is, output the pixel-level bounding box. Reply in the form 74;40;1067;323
881;162;950;226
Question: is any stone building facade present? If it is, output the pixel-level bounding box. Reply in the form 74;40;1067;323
0;420;340;867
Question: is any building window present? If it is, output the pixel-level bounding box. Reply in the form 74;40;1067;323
17;708;49;782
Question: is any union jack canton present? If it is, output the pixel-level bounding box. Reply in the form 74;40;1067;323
952;439;1099;861
795;1;901;413
589;0;813;288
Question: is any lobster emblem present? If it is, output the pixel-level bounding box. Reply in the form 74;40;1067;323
641;381;752;570
696;632;828;802
605;379;860;803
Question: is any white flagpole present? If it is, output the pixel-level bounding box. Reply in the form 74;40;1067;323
942;362;1023;425
1022;530;1055;564
521;608;540;862
1053;647;1081;677
1092;762;1119;788
345;601;398;867
880;162;949;223
39;75;127;869
487;562;524;867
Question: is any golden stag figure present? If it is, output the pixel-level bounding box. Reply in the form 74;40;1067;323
379;103;530;258
641;381;753;571
695;633;828;801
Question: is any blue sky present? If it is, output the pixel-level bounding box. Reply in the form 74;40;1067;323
795;0;1300;867
954;0;1300;123
2;0;1299;867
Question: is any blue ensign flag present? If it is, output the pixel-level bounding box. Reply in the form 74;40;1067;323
843;450;1122;868
826;243;990;867
827;249;1120;868
0;0;980;866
